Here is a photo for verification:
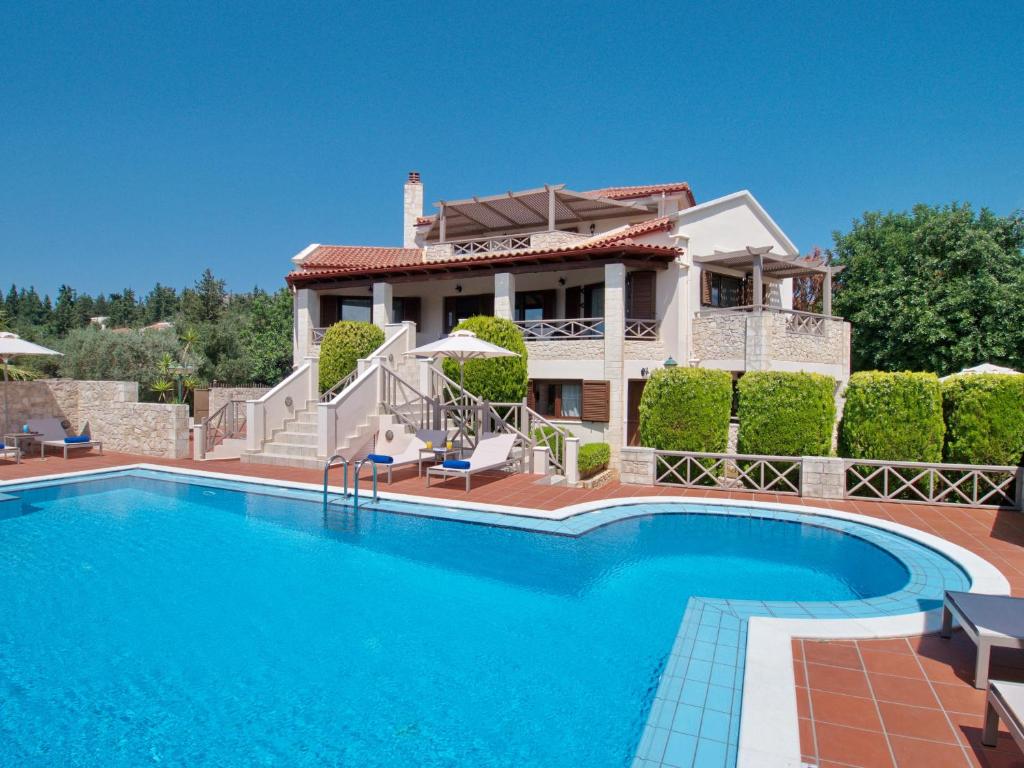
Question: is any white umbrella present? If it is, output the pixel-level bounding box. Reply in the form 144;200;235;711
0;332;63;436
940;362;1021;381
404;329;518;445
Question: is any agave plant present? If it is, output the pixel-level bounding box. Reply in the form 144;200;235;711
151;378;174;402
1;363;41;381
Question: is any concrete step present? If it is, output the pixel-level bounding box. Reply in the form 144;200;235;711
294;410;319;425
203;438;247;461
241;451;324;470
258;442;319;458
272;430;319;446
282;419;318;435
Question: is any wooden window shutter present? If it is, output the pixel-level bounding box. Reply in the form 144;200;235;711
565;286;583;319
541;289;556;318
581;380;610;422
700;271;712;306
319;295;340;325
394;297;421;327
626;271;656;319
527;380;537;410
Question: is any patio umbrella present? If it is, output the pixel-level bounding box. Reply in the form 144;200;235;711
404;329;518;445
940;363;1021;381
0;332;62;436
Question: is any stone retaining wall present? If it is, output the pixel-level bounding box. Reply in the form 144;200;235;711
209;386;270;415
3;379;189;459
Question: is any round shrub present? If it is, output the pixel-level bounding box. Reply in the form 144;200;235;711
443;316;527;403
737;372;836;457
638;368;732;451
839;371;945;462
942;374;1024;465
317;321;384;392
578;442;610;479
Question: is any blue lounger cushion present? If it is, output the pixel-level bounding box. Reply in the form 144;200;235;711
366;453;394;464
442;459;471;470
64;435;91;444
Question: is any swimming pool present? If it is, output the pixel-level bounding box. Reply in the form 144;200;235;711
0;469;972;768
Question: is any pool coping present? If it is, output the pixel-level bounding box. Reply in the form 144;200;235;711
2;463;1010;768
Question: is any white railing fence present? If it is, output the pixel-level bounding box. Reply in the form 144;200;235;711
624;318;658;340
845;459;1019;508
654;450;802;494
452;235;531;256
514;317;604;340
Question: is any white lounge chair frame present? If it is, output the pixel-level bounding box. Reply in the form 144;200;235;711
983;680;1024;753
941;590;1024;689
425;434;520;491
0;446;20;464
26;418;103;460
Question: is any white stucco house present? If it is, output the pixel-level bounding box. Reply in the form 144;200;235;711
277;174;849;457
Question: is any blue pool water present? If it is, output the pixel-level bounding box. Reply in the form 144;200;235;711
0;471;966;767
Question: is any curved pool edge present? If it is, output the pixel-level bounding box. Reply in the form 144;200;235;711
4;463;1011;768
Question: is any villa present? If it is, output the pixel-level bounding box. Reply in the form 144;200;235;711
264;173;849;469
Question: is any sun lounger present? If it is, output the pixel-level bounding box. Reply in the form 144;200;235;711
941;591;1024;689
26;418;103;459
425;433;519;491
364;429;459;482
983;680;1024;753
0;444;20;464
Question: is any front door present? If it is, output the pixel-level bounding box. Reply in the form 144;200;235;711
626;379;647;446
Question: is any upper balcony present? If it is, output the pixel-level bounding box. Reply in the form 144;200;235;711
425;231;592;261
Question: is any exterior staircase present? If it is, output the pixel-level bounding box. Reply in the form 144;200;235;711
242;400;321;469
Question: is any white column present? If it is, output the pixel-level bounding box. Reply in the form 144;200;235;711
372;282;393;328
603;263;626;461
494;272;516;320
293;288;318;367
564;437;580;486
823;268;833;317
752;254;763;309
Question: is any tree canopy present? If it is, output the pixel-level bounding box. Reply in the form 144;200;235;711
832;203;1024;374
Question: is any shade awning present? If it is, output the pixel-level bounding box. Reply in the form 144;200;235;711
420;185;653;241
694;246;839;279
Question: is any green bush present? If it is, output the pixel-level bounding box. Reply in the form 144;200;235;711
942;374;1024;465
737;372;836;457
533;425;564;466
58;327;184;402
638;367;732;451
317;321;384;392
839;371;945;462
443;316;528;403
578;442;610;479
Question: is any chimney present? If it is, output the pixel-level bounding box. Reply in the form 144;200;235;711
403;171;423;248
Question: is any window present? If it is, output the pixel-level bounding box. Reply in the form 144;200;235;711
702;273;743;308
392;297;421;327
443;293;494;333
514;290;556;322
565;282;604;318
320;295;371;325
530;380;583;419
625;270;656;319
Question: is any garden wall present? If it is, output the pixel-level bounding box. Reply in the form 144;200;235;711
209;386;270;415
4;379;189;459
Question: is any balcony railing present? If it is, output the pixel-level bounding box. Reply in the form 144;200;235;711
514;317;604;340
311;327;328;345
452;235;531;256
696;305;839;336
624;318;658;340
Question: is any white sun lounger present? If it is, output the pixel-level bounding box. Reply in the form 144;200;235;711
26;418;103;459
425;433;519;492
983;680;1024;754
0;445;20;464
941;591;1024;689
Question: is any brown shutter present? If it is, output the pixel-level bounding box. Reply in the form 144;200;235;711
443;296;456;333
565;286;582;319
742;278;753;307
527;380;537;410
626;270;656;319
319;295;340;325
581;380;610;422
540;289;556;318
481;294;494;317
393;297;421;327
700;271;712;306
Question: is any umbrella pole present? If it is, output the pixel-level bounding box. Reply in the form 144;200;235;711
458;360;466;449
3;359;8;438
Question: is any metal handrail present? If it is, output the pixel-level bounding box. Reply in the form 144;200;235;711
202;399;247;455
352;458;379;509
320;369;357;403
323;454;350;506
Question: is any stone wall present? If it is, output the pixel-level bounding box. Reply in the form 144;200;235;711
525;338;605;360
692;313;746;361
619;447;655;485
623;339;665;360
764;313;848;367
2;379;189;459
209;386;270;415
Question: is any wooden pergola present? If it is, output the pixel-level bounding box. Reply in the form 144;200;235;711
693;246;840;316
422;185;653;242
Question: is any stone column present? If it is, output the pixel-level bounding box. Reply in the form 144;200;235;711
494;272;516;320
801;456;846;499
294;288;319;367
565;437;580;486
372;282;393;328
604;263;626;459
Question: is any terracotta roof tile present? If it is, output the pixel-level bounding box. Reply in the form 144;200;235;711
584;182;693;200
587;216;674;245
300;245;422;270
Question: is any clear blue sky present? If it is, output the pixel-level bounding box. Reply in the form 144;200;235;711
2;0;1021;298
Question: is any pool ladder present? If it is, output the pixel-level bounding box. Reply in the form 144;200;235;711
322;454;379;511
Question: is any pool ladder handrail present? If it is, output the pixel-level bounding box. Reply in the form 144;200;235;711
323;454;350;507
352;458;379;510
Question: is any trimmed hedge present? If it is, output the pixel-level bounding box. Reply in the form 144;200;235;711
942;374;1024;465
317;321;384;393
638;368;732;451
737;372;836;457
443;316;528;403
579;442;610;479
839;371;945;462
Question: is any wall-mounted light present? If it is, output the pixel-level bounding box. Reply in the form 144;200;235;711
558;277;566;286
640;367;650;378
663;357;678;368
589;223;596;234
455;284;463;293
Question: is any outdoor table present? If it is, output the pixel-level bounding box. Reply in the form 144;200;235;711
417;446;462;476
4;432;42;461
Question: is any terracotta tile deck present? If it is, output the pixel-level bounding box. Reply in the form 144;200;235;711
2;451;1023;767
